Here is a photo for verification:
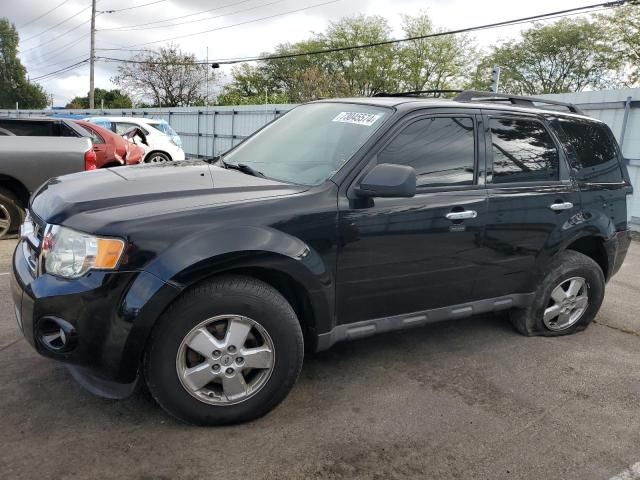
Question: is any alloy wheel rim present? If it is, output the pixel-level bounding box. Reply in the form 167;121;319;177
0;204;11;237
176;315;275;406
148;155;168;163
543;276;589;331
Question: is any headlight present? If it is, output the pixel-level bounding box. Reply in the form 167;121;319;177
44;225;125;279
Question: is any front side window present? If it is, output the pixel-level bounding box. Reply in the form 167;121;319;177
378;116;475;187
490;118;559;183
115;122;138;135
223;103;390;186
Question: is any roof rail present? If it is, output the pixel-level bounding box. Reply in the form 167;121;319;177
453;90;584;115
374;89;462;98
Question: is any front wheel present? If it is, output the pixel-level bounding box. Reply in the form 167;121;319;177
145;151;171;163
510;250;605;336
144;276;304;425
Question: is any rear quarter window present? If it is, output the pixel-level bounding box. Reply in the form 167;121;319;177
0;120;54;136
551;118;624;183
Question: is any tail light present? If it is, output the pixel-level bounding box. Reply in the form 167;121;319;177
84;149;97;171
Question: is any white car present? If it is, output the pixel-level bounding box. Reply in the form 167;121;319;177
84;117;186;163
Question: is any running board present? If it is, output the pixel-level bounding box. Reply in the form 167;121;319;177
316;293;535;351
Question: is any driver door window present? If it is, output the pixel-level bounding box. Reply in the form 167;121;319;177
378;116;476;188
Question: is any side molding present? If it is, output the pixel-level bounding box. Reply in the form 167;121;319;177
316;293;535;351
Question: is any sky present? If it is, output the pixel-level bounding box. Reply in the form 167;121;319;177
4;0;607;106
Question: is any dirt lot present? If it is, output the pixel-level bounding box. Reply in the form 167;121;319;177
1;238;639;480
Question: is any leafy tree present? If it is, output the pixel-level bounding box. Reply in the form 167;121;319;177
315;15;396;96
0;18;48;109
216;63;288;105
472;19;619;94
65;88;133;109
398;13;475;92
599;5;640;85
112;44;212;107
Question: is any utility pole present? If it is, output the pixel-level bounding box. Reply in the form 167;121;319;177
490;66;501;93
89;0;97;109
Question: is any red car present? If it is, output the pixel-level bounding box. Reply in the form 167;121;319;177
74;120;145;168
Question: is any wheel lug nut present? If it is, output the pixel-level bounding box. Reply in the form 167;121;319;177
212;350;221;357
236;357;244;365
212;364;220;371
228;346;236;353
226;368;234;375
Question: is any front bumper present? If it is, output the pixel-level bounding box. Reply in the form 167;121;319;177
11;239;181;392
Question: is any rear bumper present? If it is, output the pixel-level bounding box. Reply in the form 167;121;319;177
11;239;181;390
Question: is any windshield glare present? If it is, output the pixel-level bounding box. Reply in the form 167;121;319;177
223;103;390;185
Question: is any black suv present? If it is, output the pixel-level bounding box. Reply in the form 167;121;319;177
11;92;633;425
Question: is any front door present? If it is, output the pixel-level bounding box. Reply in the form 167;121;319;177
336;113;488;325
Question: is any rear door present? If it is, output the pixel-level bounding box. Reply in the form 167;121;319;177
336;110;488;324
476;112;581;299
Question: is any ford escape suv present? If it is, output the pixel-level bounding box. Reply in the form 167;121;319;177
11;91;633;425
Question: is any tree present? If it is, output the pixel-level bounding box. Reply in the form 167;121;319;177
398;13;475;92
315;15;397;96
599;5;640;86
472;18;620;94
112;45;211;107
216;63;288;105
65;88;133;109
0;18;48;109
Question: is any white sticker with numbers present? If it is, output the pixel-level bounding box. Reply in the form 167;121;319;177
332;111;382;127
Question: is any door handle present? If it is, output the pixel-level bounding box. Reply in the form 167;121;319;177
445;210;478;220
549;202;573;211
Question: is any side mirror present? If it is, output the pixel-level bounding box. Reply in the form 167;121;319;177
355;163;417;198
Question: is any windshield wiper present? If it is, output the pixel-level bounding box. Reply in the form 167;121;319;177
221;160;266;178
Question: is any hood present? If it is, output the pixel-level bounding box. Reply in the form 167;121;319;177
31;160;307;226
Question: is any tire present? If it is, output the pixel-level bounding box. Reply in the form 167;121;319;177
510;250;605;337
0;188;23;239
144;275;304;426
144;151;171;163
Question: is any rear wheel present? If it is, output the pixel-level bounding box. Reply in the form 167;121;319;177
144;276;304;425
145;151;171;163
0;188;23;239
510;250;605;336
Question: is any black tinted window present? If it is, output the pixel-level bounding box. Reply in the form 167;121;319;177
552;118;623;183
378;117;475;187
490;118;559;183
0;120;54;136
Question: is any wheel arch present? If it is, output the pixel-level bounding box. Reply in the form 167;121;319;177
562;234;609;279
0;174;30;208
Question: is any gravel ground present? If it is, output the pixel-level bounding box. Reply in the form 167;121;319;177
0;238;639;480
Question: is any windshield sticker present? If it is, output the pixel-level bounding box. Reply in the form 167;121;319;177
332;112;382;127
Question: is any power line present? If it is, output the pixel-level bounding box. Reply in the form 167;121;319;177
20;2;94;44
100;0;289;32
124;0;341;47
18;0;72;29
19;18;92;54
31;58;90;81
98;1;625;66
98;0;167;14
99;0;254;31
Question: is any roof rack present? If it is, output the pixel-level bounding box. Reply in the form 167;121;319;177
453;90;584;115
373;89;462;98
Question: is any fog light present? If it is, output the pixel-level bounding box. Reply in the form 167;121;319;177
36;317;77;353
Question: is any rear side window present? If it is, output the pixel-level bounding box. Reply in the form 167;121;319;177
378;116;476;187
0;120;54;136
490;118;559;184
552;118;623;183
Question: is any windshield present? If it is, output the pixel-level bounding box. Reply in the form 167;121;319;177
223;103;390;185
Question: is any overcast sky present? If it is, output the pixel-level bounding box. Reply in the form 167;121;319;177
5;0;600;106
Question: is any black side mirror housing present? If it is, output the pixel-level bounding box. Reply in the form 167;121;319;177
355;163;417;198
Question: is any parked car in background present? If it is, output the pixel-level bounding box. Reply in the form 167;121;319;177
0;136;95;238
74;120;145;168
84;117;185;163
0;117;90;137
